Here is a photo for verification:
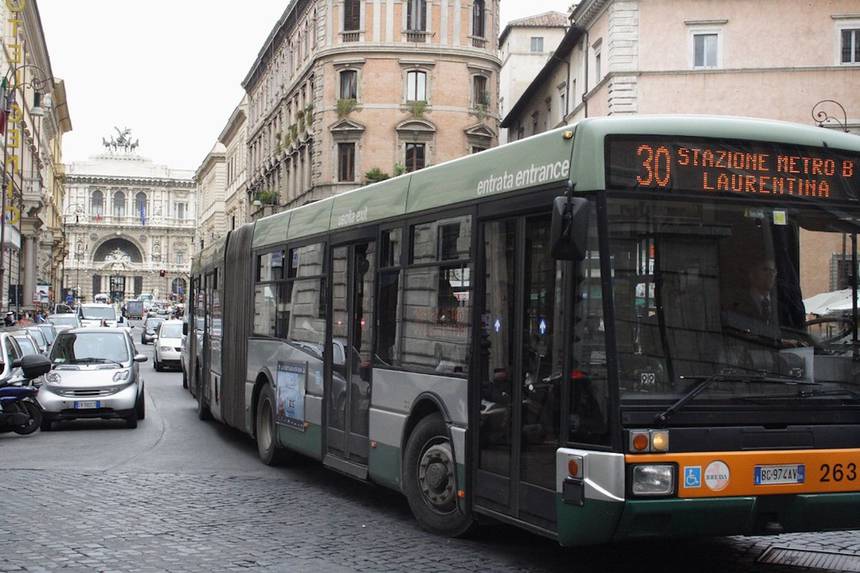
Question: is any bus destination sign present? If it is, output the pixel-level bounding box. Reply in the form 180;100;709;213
606;135;860;202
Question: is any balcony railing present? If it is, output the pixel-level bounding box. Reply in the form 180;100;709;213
64;214;196;228
406;30;430;43
342;31;360;42
471;37;487;48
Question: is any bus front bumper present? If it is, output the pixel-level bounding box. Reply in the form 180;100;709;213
556;493;860;546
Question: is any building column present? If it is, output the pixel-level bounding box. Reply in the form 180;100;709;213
22;235;35;310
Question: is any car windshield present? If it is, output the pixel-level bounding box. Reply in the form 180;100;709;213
50;315;78;327
51;332;130;365
37;325;56;344
14;336;37;356
159;323;183;338
81;306;116;320
604;197;860;403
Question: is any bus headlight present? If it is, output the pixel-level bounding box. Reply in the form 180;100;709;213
631;464;675;496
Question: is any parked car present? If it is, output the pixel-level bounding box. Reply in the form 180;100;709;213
37;328;147;430
141;317;164;345
49;313;81;333
153;320;183;372
35;323;58;348
10;330;41;357
0;330;28;385
24;326;49;355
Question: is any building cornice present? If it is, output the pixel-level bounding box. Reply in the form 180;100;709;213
218;99;248;145
65;174;195;188
243;0;307;90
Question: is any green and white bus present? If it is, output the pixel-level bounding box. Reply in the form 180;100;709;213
187;116;860;545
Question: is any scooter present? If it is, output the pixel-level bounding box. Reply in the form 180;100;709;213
0;354;52;435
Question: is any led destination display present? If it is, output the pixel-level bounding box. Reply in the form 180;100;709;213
606;135;860;202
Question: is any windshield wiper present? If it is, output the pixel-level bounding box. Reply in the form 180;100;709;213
654;371;817;425
71;357;123;367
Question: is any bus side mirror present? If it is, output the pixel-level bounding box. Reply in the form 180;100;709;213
551;196;590;261
183;322;188;336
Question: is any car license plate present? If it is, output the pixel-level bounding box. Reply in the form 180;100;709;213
754;464;805;485
74;400;100;409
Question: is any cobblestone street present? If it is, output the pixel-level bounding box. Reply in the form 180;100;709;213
1;333;858;573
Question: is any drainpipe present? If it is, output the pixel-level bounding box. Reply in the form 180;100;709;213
582;30;589;118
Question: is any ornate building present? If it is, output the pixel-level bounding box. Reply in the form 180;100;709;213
62;130;195;303
1;0;72;311
243;0;501;215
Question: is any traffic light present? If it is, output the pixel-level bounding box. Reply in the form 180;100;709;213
159;269;166;277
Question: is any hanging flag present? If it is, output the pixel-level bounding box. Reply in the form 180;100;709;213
139;202;146;226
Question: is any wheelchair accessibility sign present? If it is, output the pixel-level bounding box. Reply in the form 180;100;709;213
684;466;702;488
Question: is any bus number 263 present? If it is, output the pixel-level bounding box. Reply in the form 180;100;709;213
820;463;857;482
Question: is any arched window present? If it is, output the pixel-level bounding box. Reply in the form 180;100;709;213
90;190;104;217
113;191;126;218
472;0;485;38
135;192;147;224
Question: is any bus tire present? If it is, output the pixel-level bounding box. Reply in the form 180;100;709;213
403;413;474;537
196;373;211;421
255;384;291;466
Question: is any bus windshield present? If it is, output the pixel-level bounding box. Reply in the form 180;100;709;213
606;196;860;403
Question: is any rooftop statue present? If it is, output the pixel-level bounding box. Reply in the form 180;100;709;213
102;127;140;154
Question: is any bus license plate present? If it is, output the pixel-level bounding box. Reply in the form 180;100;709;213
754;464;805;485
74;400;100;409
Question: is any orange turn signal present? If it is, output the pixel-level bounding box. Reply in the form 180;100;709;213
632;433;649;452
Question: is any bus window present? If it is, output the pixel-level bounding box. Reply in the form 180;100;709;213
570;200;610;445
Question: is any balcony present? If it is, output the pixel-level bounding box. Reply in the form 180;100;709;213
342;31;360;42
405;30;430;43
471;37;487;49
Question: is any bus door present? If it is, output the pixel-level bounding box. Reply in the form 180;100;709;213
202;271;214;408
474;211;563;530
325;234;376;474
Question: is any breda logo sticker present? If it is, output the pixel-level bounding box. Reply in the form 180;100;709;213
704;461;730;491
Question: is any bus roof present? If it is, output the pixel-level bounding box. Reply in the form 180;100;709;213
249;115;860;250
252;126;575;249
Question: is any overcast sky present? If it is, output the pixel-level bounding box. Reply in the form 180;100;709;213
39;1;571;171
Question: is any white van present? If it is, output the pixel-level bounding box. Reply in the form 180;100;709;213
78;303;121;328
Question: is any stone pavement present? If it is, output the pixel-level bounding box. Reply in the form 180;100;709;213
1;466;859;573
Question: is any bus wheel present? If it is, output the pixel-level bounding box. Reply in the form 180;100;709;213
404;414;474;537
196;373;211;421
255;384;291;465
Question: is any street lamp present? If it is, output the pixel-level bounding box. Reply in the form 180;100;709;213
812;99;850;133
0;62;53;313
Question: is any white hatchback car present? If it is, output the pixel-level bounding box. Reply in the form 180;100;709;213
37;328;147;430
153;320;184;372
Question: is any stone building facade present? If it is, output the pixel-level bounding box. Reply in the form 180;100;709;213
194;143;227;250
220;98;248;230
498;11;568;143
501;0;860;310
1;0;72;311
62;136;195;303
243;0;501;213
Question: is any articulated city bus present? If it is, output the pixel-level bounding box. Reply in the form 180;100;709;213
187;116;860;546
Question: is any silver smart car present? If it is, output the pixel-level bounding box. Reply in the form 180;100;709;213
37;328;147;430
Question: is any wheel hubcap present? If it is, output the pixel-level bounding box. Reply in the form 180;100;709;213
418;442;456;512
